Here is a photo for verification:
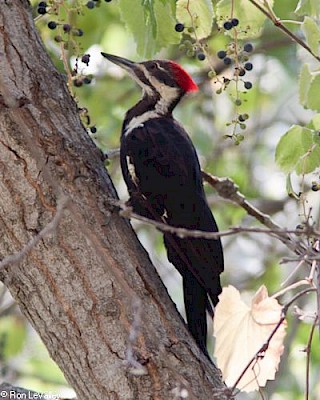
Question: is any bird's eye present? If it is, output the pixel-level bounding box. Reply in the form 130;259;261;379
149;62;158;70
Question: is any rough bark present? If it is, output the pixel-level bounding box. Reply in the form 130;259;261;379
0;1;227;399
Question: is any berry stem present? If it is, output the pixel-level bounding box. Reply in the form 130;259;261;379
185;0;218;77
229;0;243;136
60;42;74;93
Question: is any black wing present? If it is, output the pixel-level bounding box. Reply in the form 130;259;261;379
120;116;224;355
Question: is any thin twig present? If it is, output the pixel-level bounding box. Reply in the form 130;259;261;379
272;279;311;299
202;172;289;231
312;240;320;333
202;172;319;259
305;315;318;400
119;206;316;240
0;196;69;270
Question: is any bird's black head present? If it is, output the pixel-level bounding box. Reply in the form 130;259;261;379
101;53;198;114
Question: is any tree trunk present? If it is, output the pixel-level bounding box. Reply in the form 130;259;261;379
0;1;227;399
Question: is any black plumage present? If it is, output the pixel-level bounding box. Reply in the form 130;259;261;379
102;53;224;357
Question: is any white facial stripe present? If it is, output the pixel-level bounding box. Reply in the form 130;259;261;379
155;86;179;114
156;64;167;72
126;64;154;96
141;65;180;114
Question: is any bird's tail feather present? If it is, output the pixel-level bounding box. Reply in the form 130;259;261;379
183;273;209;358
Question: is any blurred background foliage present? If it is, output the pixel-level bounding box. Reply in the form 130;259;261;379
2;0;319;398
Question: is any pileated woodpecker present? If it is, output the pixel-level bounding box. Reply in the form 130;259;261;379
102;53;224;357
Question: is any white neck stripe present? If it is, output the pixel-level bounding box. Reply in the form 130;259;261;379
124;111;160;136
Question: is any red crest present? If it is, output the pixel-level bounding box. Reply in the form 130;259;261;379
169;62;198;93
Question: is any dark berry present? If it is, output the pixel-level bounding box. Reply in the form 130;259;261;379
48;21;57;30
84;76;92;84
238;68;246;76
244;43;253;52
73;79;83;87
238;114;246;122
223;57;232;65
223;21;233;30
90;126;97;133
63;24;72;33
244;81;252;89
175;23;185;32
197;53;206;61
231;18;239;27
311;182;319;191
86;1;95;9
74;29;84;37
38;1;47;6
105;0;112;2
37;6;46;14
217;50;227;59
81;54;90;65
244;62;253;71
54;35;63;43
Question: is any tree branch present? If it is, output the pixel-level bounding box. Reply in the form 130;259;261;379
247;0;320;62
202;172;315;260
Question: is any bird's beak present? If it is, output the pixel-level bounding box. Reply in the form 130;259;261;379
101;53;137;73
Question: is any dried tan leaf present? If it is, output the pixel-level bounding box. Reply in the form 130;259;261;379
213;285;287;392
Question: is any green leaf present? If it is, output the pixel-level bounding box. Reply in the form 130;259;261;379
299;64;320;111
176;0;214;39
301;16;320;56
299;63;312;107
275;125;320;174
310;113;320;130
119;0;180;57
306;73;320;111
215;0;273;39
295;0;320;17
155;0;180;48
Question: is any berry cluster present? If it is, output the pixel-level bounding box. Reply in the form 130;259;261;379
37;0;112;14
178;38;207;61
175;23;207;61
217;42;254;91
72;55;93;87
47;21;84;39
37;1;47;14
35;1;111;134
223;18;239;30
174;11;256;144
